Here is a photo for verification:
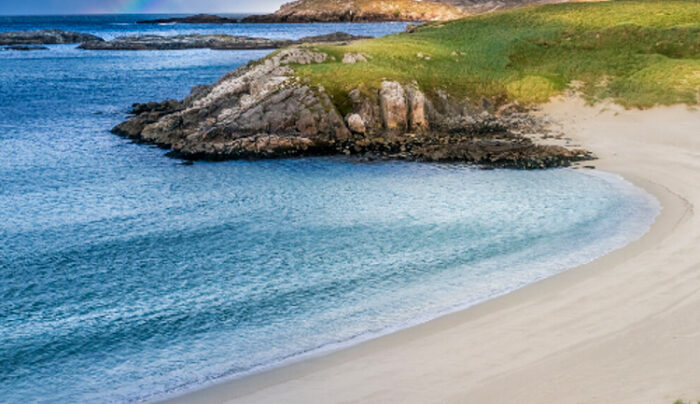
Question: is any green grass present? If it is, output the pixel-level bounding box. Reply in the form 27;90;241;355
290;0;700;111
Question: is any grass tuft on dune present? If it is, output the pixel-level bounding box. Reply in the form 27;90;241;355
290;0;700;110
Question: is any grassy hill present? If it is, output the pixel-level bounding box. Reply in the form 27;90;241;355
290;0;699;110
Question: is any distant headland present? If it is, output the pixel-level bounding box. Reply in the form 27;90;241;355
136;14;239;24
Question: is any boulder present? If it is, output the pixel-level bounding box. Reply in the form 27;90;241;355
346;113;366;134
342;53;368;64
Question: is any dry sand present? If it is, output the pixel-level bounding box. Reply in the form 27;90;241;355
165;97;700;404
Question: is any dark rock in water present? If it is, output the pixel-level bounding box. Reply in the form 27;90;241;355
79;34;291;50
113;47;593;169
0;29;104;45
78;32;370;51
137;14;239;24
4;45;49;51
297;32;372;43
131;100;183;114
79;34;293;50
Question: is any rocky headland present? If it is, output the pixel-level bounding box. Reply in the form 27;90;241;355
240;0;579;22
79;32;371;51
113;47;590;168
242;0;465;22
0;29;103;45
136;14;239;24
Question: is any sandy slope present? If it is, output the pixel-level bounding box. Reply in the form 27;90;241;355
165;98;700;404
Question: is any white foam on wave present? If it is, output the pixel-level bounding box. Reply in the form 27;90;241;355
152;168;660;403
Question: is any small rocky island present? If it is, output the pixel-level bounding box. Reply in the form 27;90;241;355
136;14;239;24
0;29;103;45
79;32;371;51
113;47;590;168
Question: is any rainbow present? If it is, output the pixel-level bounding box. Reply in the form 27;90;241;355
84;0;172;14
114;0;171;13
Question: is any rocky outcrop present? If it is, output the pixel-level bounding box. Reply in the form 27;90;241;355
298;32;372;43
379;81;408;131
242;0;578;23
136;14;238;24
242;0;465;23
79;34;291;50
0;30;103;45
114;49;591;168
79;32;371;51
113;48;351;159
3;45;48;51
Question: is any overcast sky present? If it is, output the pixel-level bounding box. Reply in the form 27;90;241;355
0;0;287;15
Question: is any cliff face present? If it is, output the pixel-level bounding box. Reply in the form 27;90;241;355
242;0;465;23
113;47;590;168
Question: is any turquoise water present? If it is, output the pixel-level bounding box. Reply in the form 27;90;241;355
0;17;659;403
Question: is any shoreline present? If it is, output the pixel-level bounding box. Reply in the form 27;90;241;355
164;98;700;403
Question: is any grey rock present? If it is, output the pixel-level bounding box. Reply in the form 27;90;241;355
342;52;368;64
4;45;48;51
405;84;428;132
0;29;103;45
297;32;372;43
114;48;350;159
379;81;408;131
345;113;366;134
79;31;369;51
79;34;292;50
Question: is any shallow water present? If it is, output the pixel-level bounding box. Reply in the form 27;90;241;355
0;16;659;403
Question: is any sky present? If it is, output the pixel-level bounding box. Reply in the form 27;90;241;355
0;0;287;15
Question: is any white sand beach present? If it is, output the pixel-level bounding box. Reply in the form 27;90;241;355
166;98;700;404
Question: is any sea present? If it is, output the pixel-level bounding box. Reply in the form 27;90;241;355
0;15;660;403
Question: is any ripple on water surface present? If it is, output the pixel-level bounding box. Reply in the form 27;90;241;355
0;16;659;403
